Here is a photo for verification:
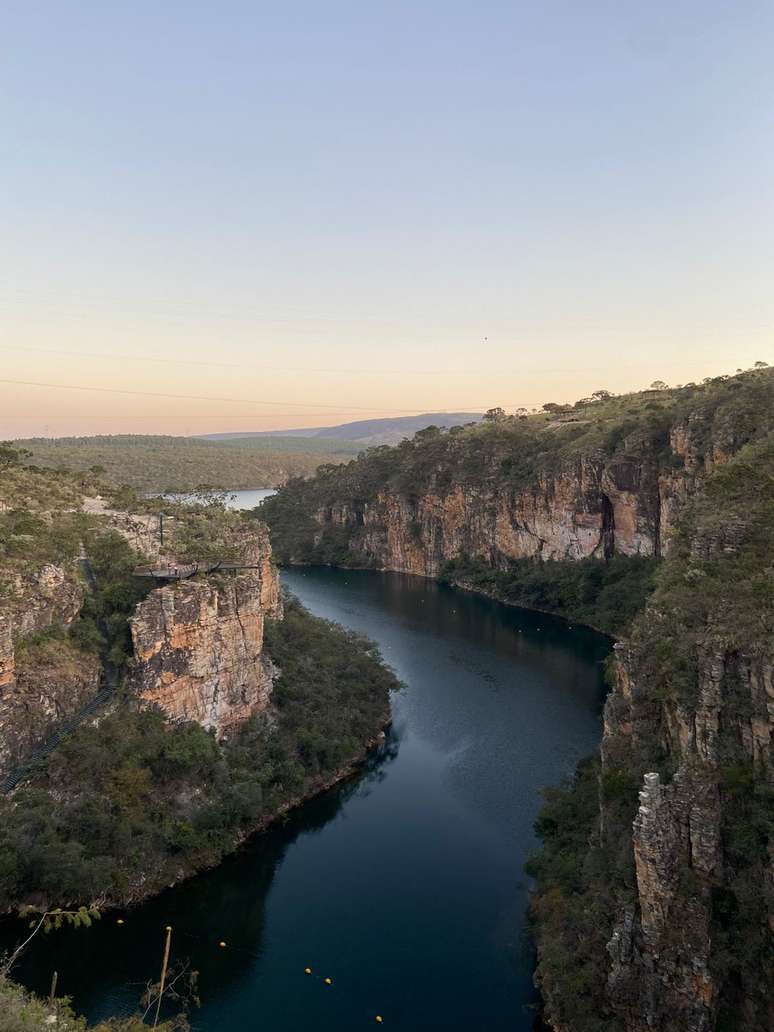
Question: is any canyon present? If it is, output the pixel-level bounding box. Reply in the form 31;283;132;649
261;370;774;1032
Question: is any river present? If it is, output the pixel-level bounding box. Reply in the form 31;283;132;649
6;566;609;1031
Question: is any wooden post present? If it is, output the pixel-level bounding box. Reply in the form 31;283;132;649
153;925;172;1029
48;970;58;1004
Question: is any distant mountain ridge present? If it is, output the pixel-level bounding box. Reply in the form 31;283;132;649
199;412;483;447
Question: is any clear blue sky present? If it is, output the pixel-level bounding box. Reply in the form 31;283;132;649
2;1;773;435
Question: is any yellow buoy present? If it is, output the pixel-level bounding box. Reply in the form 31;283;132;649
219;941;227;948
324;977;332;985
375;1017;384;1024
304;967;312;975
116;918;124;925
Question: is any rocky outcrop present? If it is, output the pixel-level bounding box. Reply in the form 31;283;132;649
1;517;283;778
0;640;101;776
129;532;281;736
0;563;93;777
602;642;774;1032
1;562;84;645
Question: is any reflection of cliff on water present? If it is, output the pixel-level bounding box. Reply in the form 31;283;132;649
0;736;397;1024
333;569;608;666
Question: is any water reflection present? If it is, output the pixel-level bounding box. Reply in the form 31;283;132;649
1;742;397;1024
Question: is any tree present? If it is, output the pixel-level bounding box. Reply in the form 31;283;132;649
414;425;441;440
754;360;769;368
649;380;668;391
483;407;507;422
591;389;613;401
0;443;30;469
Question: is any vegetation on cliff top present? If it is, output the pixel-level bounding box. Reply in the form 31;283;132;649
262;367;774;548
260;366;773;639
0;597;398;911
0;975;187;1032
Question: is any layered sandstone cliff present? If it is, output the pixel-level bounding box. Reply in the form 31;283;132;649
319;455;661;574
271;402;754;578
1;511;283;780
129;529;282;736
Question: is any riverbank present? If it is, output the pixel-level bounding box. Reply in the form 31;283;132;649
112;715;393;910
436;575;619;641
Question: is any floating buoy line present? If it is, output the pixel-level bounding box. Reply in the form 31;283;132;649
113;918;386;1023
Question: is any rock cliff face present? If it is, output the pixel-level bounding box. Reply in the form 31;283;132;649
294;422;739;578
602;645;773;1031
129;531;282;736
320;455;664;574
1;516;283;778
0;563;99;777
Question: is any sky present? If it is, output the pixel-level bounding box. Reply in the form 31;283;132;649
2;1;774;437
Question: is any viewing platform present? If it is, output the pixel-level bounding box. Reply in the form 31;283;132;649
133;561;261;581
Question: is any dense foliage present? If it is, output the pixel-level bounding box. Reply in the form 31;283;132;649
0;597;397;910
621;432;774;707
526;758;632;1031
68;529;152;670
439;554;658;636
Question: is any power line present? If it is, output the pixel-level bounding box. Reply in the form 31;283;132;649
0;377;491;415
3;343;750;380
2;343;484;378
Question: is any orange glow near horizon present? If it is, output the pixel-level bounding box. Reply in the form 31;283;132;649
1;319;769;438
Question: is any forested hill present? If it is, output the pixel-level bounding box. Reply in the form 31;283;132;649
15;434;353;492
199;411;484;447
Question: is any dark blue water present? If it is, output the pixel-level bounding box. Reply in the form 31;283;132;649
6;568;609;1031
